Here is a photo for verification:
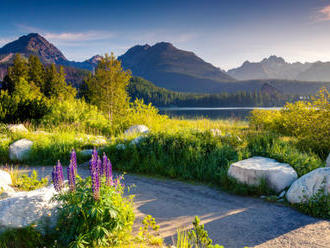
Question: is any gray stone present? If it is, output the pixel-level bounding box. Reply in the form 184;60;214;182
326;153;330;167
116;144;126;150
130;136;144;145
7;124;28;133
79;149;94;157
286;167;330;204
228;156;298;193
124;125;149;135
0;185;59;232
9;139;33;161
278;190;286;198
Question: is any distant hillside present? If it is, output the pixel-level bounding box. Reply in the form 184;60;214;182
128;77;302;107
119;42;235;92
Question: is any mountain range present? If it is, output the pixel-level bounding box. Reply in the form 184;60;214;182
1;33;330;94
227;55;330;81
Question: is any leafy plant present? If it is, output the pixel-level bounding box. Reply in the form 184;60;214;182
176;216;223;248
53;150;135;248
12;170;48;191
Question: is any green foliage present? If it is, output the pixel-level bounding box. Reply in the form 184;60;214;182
294;181;330;219
53;175;135;247
250;88;330;158
176;216;223;248
12;170;48;191
86;53;131;123
0;226;53;248
40;98;111;134
138;215;160;240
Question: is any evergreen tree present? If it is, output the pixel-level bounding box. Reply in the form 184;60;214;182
86;53;131;122
45;64;76;99
3;54;28;93
28;55;46;92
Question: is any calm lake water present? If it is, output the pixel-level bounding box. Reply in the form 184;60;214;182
159;107;281;120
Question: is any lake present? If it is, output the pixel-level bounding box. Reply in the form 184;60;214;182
158;107;281;120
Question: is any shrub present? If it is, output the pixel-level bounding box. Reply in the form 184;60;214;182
250;88;330;158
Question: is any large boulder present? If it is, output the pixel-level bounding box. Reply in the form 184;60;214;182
0;170;15;199
286;167;330;204
0;185;59;232
124;125;149;136
326;153;330;167
7;124;28;133
0;170;12;187
228;156;298;193
9;139;33;161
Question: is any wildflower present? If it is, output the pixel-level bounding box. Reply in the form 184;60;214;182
91;167;100;200
97;156;102;176
70;149;77;173
67;162;76;192
52;160;64;192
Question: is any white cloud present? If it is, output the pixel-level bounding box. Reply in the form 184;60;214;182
0;38;14;47
312;5;330;22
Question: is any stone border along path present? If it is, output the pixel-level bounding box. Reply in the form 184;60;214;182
18;166;330;248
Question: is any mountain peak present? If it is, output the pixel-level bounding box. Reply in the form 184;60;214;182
262;55;286;64
0;33;67;63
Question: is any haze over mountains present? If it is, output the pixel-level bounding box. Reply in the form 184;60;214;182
1;33;330;94
227;55;330;81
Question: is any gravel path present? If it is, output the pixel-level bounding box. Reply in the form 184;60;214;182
20;166;330;248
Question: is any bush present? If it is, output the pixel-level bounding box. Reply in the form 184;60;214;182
250;88;330;158
54;175;135;247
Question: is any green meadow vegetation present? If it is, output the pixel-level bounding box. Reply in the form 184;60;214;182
0;53;329;247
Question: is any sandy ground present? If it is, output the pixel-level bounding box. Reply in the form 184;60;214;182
21;166;330;248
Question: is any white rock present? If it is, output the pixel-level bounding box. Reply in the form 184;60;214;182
116;144;126;150
286;167;330;204
9;139;33;161
130;136;144;145
0;169;12;186
278;190;286;198
228;157;298;193
210;129;222;136
7;124;28;133
124;125;149;135
0;185;59;232
79;149;94;157
326;153;330;167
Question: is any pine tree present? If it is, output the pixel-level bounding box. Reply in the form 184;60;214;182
86;53;131;122
28;55;46;92
4;54;28;93
44;64;76;99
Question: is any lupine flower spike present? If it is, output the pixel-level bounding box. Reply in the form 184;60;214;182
52;160;64;192
67;161;76;192
70;149;77;173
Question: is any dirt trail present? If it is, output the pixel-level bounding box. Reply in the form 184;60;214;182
25;166;330;248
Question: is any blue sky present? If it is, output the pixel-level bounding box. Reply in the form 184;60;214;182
1;0;330;69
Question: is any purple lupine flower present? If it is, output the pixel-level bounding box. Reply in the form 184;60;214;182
106;158;113;186
70;149;77;173
52;160;64;191
67;162;76;192
97;156;102;176
91;166;100;200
